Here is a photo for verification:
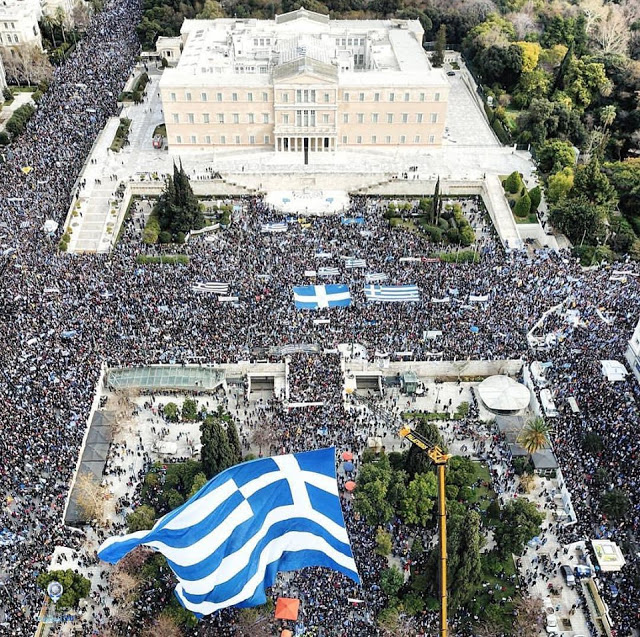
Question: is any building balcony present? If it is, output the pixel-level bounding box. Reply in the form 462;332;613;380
274;125;336;136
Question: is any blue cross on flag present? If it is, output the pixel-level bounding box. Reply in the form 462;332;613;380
293;284;351;310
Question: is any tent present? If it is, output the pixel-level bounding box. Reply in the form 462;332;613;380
341;451;353;461
345;481;356;492
600;360;628;382
343;461;354;472
275;597;300;621
477;376;531;413
591;539;626;572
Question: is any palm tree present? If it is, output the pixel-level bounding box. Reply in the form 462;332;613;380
517;416;550;456
600;105;616;131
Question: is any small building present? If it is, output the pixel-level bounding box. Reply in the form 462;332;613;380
591;539;626;572
400;371;418;395
155;35;182;65
626;316;640;386
0;0;42;50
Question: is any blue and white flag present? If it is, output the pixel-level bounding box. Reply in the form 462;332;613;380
293;284;351;310
261;222;288;233
317;267;340;277
364;273;388;284
192;282;229;295
341;217;364;226
364;284;420;303
98;448;359;615
345;258;366;269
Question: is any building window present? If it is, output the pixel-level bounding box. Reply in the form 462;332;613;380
249;135;255;144
217;92;222;101
201;92;207;101
263;113;269;123
429;134;435;143
430;113;438;123
172;113;179;123
357;135;362;144
400;135;406;143
191;135;197;143
264;135;270;144
232;92;238;102
322;114;329;124
374;92;380;102
263;92;268;102
248;113;254;124
176;135;182;143
417;113;423;123
188;113;194;123
220;135;226;144
343;114;349;124
404;92;410;102
371;135;377;143
205;135;211;143
324;92;330;103
203;113;210;124
344;92;349;102
420;92;425;102
387;113;393;124
170;92;176;102
186;92;192;101
402;113;408;123
282;92;289;102
389;92;394;102
233;113;239;124
357;113;364;123
283;114;289;124
342;135;348;144
13;34;18;43
218;114;225;124
359;92;365;102
435;92;441;102
414;135;420;143
248;92;253;102
235;135;241;144
372;113;379;123
385;135;391;143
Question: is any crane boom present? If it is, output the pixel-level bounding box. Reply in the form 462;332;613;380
399;426;451;637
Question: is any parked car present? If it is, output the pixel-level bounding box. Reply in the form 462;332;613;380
446;70;455;76
561;564;576;586
545;613;560;634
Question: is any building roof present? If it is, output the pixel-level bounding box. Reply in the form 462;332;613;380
160;10;448;89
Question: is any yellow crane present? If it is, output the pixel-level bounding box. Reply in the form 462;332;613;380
399;426;451;637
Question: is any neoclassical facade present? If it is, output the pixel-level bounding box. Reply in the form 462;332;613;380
159;8;449;160
0;0;42;50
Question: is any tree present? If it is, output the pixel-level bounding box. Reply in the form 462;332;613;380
573;157;617;209
71;1;91;32
197;0;224;19
476;44;523;90
154;163;205;239
547;167;574;204
563;57;613;108
432;176;440;223
513;69;552;108
54;7;68;43
512;595;544;636
37;570;91;609
226;420;243;465
200;415;235;478
188;471;208;498
74;471;108;522
181;398;198;421
516;41;541;73
142;614;183;637
581;431;603;455
528;186;541;211
126;504;156;532
354;457;394;526
603;158;640;219
432;24;446;68
504;171;523;194
400;472;437;526
376;528;392;556
537;139;575;174
403;421;444;478
109;571;140;609
493;499;543;557
380;566;404;598
163;402;179;422
513;193;531;218
517;416;550;455
600;488;630;519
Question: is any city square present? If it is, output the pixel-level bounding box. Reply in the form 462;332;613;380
0;1;639;636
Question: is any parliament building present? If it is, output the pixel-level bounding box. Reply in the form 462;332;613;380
158;8;449;161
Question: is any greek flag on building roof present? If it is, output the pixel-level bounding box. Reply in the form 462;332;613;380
364;284;421;303
293;284;351;310
97;447;359;616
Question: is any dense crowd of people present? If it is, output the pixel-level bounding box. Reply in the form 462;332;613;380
0;0;639;633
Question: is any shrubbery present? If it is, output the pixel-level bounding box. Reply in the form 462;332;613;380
504;171;523;194
135;254;189;265
5;103;35;138
513;193;532;217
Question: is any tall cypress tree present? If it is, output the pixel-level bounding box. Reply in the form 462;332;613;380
432;176;440;224
552;42;573;95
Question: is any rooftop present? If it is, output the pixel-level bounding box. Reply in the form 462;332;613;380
160;8;446;88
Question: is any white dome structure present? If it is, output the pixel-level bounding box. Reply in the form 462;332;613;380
477;375;531;414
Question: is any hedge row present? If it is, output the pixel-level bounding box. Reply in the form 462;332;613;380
5;103;36;138
135;254;190;265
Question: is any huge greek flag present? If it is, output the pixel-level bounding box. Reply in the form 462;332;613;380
293;284;351;310
364;284;420;303
98;448;359;616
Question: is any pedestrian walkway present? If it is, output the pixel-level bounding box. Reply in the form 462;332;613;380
484;174;523;250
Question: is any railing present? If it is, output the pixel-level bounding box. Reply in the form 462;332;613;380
274;125;336;135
